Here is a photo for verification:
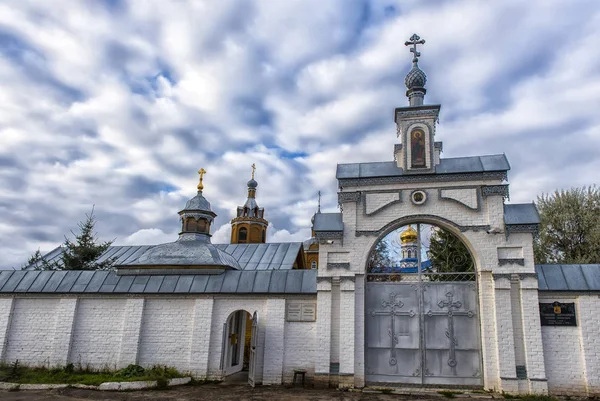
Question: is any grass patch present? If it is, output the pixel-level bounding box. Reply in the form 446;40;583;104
438;390;463;398
0;362;186;386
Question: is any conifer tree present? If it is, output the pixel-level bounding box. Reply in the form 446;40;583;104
24;207;114;270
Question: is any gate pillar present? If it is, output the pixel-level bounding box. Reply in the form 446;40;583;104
518;275;548;394
493;275;519;393
314;278;332;387
339;277;355;388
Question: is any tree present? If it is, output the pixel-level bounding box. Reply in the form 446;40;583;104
427;227;474;279
534;186;600;264
368;239;393;272
24;208;115;270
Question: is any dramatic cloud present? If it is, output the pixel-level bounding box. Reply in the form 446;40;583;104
1;0;599;268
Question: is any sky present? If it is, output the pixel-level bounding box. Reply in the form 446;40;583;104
1;0;599;269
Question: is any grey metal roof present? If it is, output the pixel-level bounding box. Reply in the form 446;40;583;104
536;264;600;291
27;243;303;271
504;203;540;225
0;269;316;295
181;191;213;212
336;154;510;179
120;240;242;269
312;213;344;232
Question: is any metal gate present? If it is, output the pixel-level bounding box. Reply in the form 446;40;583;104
365;225;482;386
248;311;258;387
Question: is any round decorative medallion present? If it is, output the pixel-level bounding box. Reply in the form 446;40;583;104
411;190;427;205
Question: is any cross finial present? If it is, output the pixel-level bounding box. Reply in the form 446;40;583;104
317;191;321;213
251;163;256;180
405;33;425;64
197;168;206;192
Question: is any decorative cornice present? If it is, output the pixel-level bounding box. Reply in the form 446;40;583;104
519;273;538;280
355;214;490;237
505;224;539;239
481;184;510;200
231;216;268;226
338;171;508;188
395;107;440;122
338;191;361;205
327;262;350;269
492;273;538;281
498;258;525;266
179;212;215;222
315;231;344;244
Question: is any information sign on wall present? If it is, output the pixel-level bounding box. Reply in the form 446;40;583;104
539;301;577;326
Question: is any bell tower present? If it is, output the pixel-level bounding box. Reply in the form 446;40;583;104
394;34;442;174
230;164;268;244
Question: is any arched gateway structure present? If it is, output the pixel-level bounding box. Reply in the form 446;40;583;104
312;34;546;392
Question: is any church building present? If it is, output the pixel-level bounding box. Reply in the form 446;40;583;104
0;34;599;396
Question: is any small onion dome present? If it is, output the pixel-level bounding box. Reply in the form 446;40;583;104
400;225;418;243
405;63;427;90
183;192;212;213
247;178;258;189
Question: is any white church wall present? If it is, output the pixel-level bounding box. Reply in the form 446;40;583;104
70;298;126;369
5;298;60;366
282;297;317;383
539;294;600;396
138;299;195;372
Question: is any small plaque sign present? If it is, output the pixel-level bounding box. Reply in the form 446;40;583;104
539;302;577;326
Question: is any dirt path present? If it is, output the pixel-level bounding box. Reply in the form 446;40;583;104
0;383;470;401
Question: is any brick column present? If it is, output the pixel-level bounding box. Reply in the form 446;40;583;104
577;296;600;394
118;298;145;368
0;298;14;362
338;277;355;388
354;276;365;388
479;271;500;390
493;275;519;393
51;298;78;366
189;298;214;377
314;278;332;387
263;298;285;384
518;275;548;394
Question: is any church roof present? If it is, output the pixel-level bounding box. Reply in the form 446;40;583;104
503;203;540;225
336;154;510;180
312;213;344;232
0;269;316;295
25;243;304;271
536;264;600;291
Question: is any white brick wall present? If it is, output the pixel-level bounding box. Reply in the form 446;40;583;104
70;298;126;369
5;298;60;366
282;319;316;382
539;294;600;396
138;299;195;372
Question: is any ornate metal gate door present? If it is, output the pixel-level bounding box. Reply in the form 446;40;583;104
248;311;258;387
365;224;482;386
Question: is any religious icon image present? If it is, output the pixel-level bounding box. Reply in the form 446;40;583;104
411;129;426;167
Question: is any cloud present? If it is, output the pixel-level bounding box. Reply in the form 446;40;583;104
1;0;599;268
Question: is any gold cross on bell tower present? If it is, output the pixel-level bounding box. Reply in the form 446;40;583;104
197;168;206;192
251;163;256;180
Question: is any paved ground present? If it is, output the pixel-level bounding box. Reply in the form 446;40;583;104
0;383;476;401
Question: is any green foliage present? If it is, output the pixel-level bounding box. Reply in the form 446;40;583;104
368;239;393;271
428;227;474;279
114;364;146;378
534;186;600;264
23;207;115;271
0;362;185;386
438;390;462;398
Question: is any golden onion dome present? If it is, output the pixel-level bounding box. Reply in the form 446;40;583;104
400;225;418;243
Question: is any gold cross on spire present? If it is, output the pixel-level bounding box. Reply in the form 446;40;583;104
251;163;256;180
197;168;206;192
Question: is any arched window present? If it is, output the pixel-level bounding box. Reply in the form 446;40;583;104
261;230;266;243
311;261;317;269
239;227;248;242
